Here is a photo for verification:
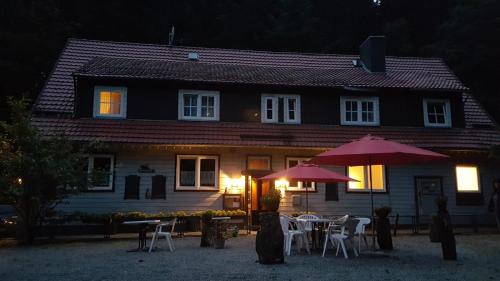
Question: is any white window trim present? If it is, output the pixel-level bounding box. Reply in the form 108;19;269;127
261;94;301;124
93;86;127;118
176;155;219;191
455;165;481;193
340;96;380;126
423;98;452;128
347;165;386;193
87;154;114;191
285;157;316;191
178;89;220;121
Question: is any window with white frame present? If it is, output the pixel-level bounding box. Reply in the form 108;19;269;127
347;165;386;192
286;157;315;191
176;155;219;190
455;165;480;193
93;86;127;118
178;90;220;121
340;96;379;126
261;94;301;124
87;155;114;191
423;99;452;127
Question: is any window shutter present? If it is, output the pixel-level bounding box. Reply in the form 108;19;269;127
325;183;339;201
151;175;166;199
278;97;284;123
124;175;140;200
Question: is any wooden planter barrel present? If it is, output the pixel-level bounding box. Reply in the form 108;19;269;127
376;217;393;250
256;212;284;264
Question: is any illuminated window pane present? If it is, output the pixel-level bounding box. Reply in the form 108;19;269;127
247;157;270;170
369;165;385;190
99;91;121;115
456;166;480;192
348;166;365;190
348;165;385;192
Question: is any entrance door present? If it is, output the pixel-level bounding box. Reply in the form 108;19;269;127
415;177;443;225
250;178;271;227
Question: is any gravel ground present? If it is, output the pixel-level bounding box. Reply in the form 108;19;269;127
1;234;500;281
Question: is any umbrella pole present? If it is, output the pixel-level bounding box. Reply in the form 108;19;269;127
369;160;376;251
306;185;309;213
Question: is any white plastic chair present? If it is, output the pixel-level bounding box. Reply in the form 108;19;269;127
149;218;177;253
354;217;371;253
322;219;359;259
297;214;320;232
280;215;310;256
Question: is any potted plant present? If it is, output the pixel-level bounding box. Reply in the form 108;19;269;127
374;206;393;250
260;189;282;212
200;210;215;247
432;196;456;260
256;189;284;264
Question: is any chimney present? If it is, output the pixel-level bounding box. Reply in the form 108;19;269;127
359;36;386;73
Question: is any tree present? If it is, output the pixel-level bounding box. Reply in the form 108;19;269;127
0;98;87;244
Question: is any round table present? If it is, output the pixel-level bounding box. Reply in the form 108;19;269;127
296;218;332;251
123;220;161;252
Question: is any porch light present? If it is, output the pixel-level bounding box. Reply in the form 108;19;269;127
16;178;22;185
224;176;245;194
275;178;289;198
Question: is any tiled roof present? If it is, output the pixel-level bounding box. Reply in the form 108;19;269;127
74;56;466;91
462;92;497;128
32;117;500;151
35;38;467;114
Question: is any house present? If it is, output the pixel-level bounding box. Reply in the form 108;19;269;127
32;36;500;227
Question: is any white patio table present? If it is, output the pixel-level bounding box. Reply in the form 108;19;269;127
296;218;332;251
123;220;161;252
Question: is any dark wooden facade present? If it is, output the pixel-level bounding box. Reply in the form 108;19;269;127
74;77;466;128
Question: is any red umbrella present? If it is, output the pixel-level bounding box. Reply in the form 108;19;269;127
309;134;449;249
260;164;357;212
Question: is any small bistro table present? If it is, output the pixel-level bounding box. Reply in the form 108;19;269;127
123;220;161;252
296;218;332;251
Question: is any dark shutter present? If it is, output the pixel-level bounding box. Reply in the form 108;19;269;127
278;97;284;123
325;183;339;201
124;175;140;200
151;175;166;199
456;192;483;206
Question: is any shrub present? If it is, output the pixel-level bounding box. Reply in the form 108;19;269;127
260;189;282;211
374;206;392;218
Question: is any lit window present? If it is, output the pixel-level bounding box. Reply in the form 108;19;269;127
247;156;271;170
87;154;114;191
340;97;379;125
423;99;451;127
347;165;385;192
261;94;301;124
178;90;219;121
455;165;480;192
93;86;127;118
286;157;315;191
176;155;219;190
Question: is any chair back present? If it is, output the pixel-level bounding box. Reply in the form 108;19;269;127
355;217;371;234
332;214;349;225
279;215;290;235
345;219;360;239
297;214;319;231
170;217;177;233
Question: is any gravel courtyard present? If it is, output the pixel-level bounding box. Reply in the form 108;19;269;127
1;234;499;281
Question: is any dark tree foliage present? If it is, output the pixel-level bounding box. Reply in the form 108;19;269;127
0;0;499;121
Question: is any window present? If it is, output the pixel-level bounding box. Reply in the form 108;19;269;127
423;99;451;127
347;165;386;192
286;157;315;191
340;96;379;126
93;86;127;118
261;94;301;124
176;155;219;190
178;90;220;121
247;156;271;170
455;165;480;193
87;155;114;191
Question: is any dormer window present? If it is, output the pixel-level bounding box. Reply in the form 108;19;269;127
93;86;127;118
261;94;301;124
340;96;380;126
423;99;451;127
178;90;220;121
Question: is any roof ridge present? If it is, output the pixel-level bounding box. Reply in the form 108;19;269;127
67;38;445;62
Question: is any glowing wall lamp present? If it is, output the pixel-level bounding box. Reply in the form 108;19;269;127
274;178;289;198
224;176;245;194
